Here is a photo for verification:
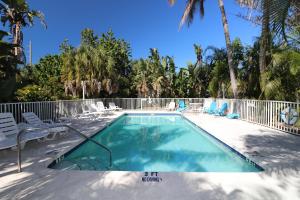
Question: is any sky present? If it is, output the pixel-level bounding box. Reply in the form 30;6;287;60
23;0;260;68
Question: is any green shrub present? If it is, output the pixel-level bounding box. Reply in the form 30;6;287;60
15;85;53;102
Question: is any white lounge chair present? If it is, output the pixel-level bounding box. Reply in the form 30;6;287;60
166;102;176;111
202;99;213;113
97;102;114;114
22;112;68;139
66;105;93;120
81;103;105;119
81;104;94;115
0;113;49;150
108;102;122;111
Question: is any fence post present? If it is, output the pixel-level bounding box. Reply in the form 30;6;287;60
297;95;299;114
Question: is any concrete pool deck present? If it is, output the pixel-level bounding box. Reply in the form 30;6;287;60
0;111;300;200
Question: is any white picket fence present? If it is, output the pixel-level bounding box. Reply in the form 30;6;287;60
0;98;299;135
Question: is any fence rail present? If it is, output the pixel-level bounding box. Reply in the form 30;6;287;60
0;98;299;135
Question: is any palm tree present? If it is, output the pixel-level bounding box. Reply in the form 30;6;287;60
60;41;77;97
190;44;212;97
236;0;270;73
169;0;239;98
236;0;295;98
0;30;20;74
132;59;151;97
259;0;270;73
0;0;46;60
0;30;21;101
194;44;203;67
161;56;176;97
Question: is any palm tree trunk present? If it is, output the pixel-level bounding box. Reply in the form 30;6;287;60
259;0;270;73
13;22;22;58
218;0;238;99
258;0;271;99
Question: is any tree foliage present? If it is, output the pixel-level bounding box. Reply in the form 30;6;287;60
14;30;300;102
132;48;176;98
0;0;45;102
16;55;64;101
60;29;132;99
0;0;46;60
1;0;299;103
0;30;21;102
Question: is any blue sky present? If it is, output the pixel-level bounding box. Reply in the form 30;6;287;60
23;0;260;68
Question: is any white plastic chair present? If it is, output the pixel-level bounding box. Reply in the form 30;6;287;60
202;99;213;113
108;102;122;111
166;102;176;111
22;112;68;139
0;113;49;150
69;106;94;120
97;102;114;114
80;103;105;120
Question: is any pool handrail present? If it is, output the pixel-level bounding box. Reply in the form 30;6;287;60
17;124;112;172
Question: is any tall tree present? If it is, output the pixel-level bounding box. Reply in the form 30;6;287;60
60;29;132;98
0;30;21;102
259;0;270;73
169;0;239;98
0;0;46;60
236;0;297;98
194;44;203;67
60;40;77;97
0;30;19;78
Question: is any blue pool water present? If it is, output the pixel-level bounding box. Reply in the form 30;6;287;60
49;114;263;172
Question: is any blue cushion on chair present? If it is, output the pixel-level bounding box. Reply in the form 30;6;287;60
205;101;217;114
227;113;240;119
215;103;228;116
177;100;187;112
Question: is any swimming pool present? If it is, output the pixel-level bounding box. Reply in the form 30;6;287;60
49;114;263;172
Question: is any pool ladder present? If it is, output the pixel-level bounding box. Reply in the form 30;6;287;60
17;124;112;172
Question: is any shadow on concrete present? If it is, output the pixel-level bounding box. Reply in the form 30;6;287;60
242;129;300;173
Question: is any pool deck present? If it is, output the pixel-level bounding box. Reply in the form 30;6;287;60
1;111;300;200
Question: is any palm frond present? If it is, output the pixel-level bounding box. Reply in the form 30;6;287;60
237;0;292;42
179;0;196;28
30;10;47;28
268;0;290;40
169;0;205;29
199;0;205;18
0;30;9;40
236;0;259;9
